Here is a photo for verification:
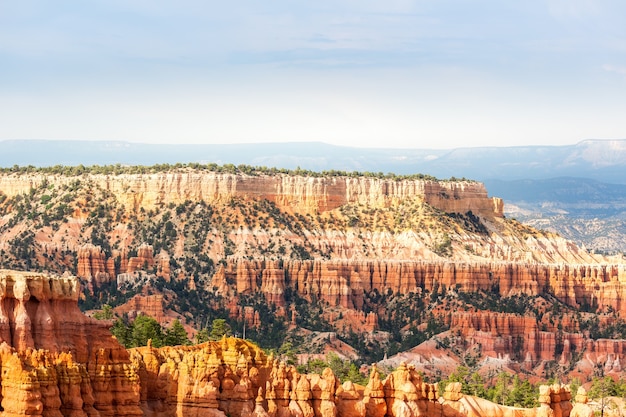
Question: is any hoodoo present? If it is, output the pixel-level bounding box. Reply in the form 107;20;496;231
0;269;581;417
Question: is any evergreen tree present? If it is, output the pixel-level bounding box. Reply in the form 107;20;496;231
110;317;131;348
489;372;512;405
278;341;298;365
195;328;210;344
589;376;619;417
93;304;114;320
131;315;165;348
467;372;487;398
439;366;470;395
509;375;538;408
209;318;231;340
296;353;368;385
164;319;191;346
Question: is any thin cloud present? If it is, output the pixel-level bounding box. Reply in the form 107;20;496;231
603;64;626;78
547;0;600;19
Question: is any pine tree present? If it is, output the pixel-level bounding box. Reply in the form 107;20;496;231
589;376;618;417
131;315;165;348
209;319;231;340
110;317;131;348
195;328;210;344
164;319;191;346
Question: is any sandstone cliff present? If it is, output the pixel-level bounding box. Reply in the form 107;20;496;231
0;269;580;417
0;172;503;218
0;270;143;417
0;170;604;277
1;169;624;384
210;259;626;316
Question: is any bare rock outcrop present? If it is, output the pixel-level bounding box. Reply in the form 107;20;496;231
211;259;626;316
0;172;504;218
449;310;626;369
0;269;143;417
77;244;111;288
129;338;268;417
0;270;586;417
127;244;156;273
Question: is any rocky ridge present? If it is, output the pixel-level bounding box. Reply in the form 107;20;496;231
0;171;504;218
0;269;142;417
1;169;625;381
210;259;626;314
0;269;584;417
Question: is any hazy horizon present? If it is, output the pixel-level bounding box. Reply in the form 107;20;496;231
1;137;625;151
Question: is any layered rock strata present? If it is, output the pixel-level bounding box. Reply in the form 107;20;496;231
211;259;626;316
0;269;143;417
76;249;626;318
0;270;580;417
0;172;504;218
77;244;171;291
450;311;626;369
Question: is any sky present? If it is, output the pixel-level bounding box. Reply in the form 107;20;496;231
1;0;625;149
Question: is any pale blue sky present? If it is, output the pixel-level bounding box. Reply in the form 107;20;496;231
1;0;625;148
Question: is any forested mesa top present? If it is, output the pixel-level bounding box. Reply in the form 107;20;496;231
0;163;502;218
0;162;478;181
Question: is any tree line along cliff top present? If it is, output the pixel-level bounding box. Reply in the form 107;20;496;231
0;162;476;182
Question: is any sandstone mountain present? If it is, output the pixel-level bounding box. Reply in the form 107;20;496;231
0;165;625;382
4;139;626;254
0;269;582;417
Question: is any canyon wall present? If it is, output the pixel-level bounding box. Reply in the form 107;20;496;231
0;172;503;218
0;270;581;417
210;259;626;316
206;258;626;374
0;269;143;417
75;248;626;318
450;311;626;371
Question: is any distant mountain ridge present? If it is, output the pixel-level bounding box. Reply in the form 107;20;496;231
2;139;625;184
484;176;626;253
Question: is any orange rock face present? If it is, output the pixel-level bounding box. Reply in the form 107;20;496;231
78;243;173;291
0;270;581;417
204;258;626;378
77;244;111;289
0;269;143;417
114;293;167;322
0;173;504;218
209;259;626;315
127;244;156;274
448;310;626;367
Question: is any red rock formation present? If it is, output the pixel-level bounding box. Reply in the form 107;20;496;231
129;338;268;417
155;249;171;281
212;259;626;316
0;270;580;417
77;244;172;289
447;310;626;374
76;244;111;288
260;261;287;307
333;310;377;333
127;243;155;273
0;172;503;218
0;269;143;417
114;293;167;322
201;258;626;379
